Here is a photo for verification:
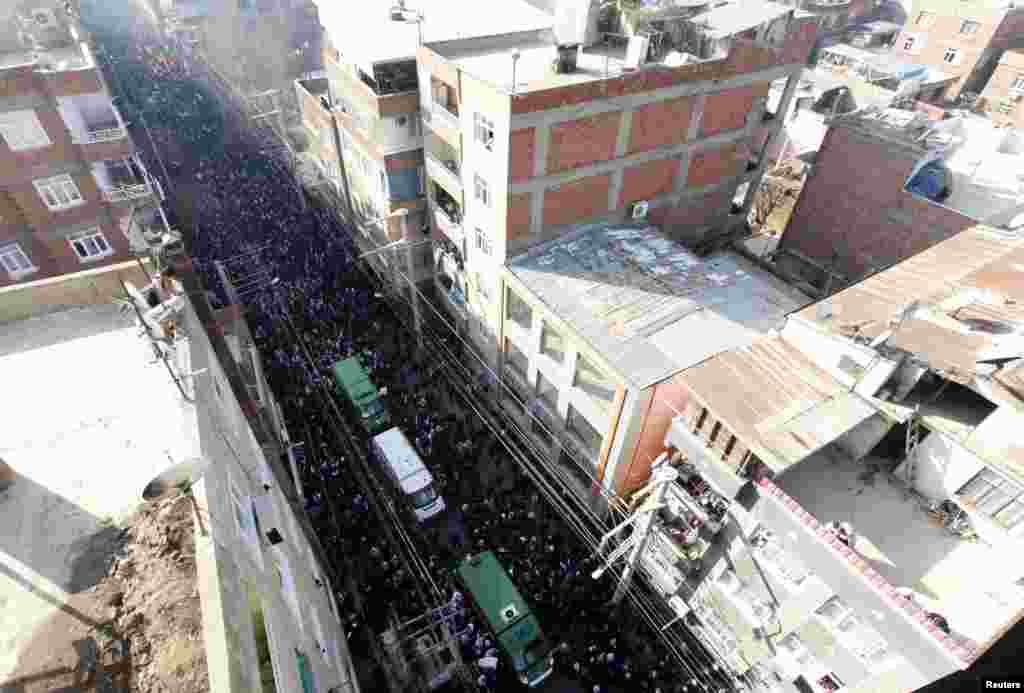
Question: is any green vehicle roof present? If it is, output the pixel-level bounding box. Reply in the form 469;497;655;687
332;358;379;406
456;551;537;640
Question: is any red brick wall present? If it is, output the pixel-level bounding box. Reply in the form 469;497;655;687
45;68;105;98
0;66;39;100
619;158;677;208
509;128;536;182
507;192;532;241
0;107;77;181
700;84;765;137
542;173;611;228
980;56;1024;128
8;168;105;229
384;150;423;171
649;188;733;242
628;95;695;154
779;124;974;279
546;111;622;173
0;217;131;285
687;142;741;188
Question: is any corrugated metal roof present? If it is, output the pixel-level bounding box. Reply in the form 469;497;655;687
508;222;805;388
796;225;1024;384
678;335;876;471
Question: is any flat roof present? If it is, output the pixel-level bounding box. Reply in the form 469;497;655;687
0;305;200;679
372;427;429;490
689;0;791;39
777;450;1024;651
508;222;806;388
431;0;792;94
314;0;553;73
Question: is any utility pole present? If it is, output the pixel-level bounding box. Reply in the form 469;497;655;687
592;465;678;606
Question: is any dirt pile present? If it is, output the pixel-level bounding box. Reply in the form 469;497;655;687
105;494;209;693
1;494;210;693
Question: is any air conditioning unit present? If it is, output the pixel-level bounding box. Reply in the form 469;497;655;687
631;200;650;220
30;8;58;29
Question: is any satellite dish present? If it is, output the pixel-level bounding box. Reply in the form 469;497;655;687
142;457;212;501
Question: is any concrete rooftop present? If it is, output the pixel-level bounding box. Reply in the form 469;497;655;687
777;449;1024;650
0;305;200;680
508;222;806;388
314;0;553;73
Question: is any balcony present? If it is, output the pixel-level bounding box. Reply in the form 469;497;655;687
424;133;462;198
665;416;747;499
431;184;463;246
93;158;156;204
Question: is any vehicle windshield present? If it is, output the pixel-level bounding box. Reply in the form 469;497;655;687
409;483;438;509
512;636;550;673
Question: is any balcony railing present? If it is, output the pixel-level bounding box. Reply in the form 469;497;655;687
431;102;460;131
433;205;462;240
425;152;462;198
75;127;127;144
104;182;153;203
756;478;979;667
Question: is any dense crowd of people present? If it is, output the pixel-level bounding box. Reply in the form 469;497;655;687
83;5;738;693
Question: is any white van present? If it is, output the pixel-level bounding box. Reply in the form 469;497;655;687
371;427;446;523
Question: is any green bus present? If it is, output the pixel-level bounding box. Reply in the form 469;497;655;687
456;551;554;688
331;356;391;434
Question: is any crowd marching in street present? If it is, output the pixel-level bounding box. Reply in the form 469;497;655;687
83;4;737;692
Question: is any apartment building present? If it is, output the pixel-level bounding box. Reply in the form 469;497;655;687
0;2;169;287
141;251;361;692
774;107;1024;295
979;47;1024;127
297;0;556;290
400;1;819;502
891;0;1024;101
637;222;1024;693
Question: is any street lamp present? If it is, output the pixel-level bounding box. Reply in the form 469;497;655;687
389;1;424;46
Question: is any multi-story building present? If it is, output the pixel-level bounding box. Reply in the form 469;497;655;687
639;221;1024;693
978;47;1024;127
890;0;1024;102
774;106;1024;295
298;0;557;290
401;3;820;504
0;1;169;287
0;253;358;691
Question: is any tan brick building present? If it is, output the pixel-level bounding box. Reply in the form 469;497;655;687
890;0;1024;101
0;1;168;287
979;47;1024;126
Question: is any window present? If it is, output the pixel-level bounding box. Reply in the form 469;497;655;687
958;467;1024;530
476;272;491;301
0;243;36;279
474;112;495;151
0;110;51;151
34;174;84;211
960;19;980;34
473;173;490;207
574;354;615;412
540;323;565;363
474;227;492;255
943;48;961;65
505;287;532;329
567;404;604;459
504;337;528;379
915;11;935;27
1012;75;1024;94
536;370;559;411
67;227;112;262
